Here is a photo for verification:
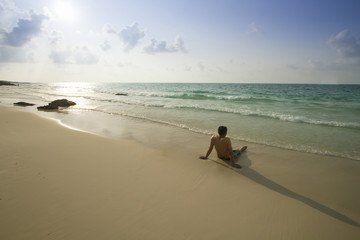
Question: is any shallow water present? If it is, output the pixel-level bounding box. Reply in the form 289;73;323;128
1;82;359;160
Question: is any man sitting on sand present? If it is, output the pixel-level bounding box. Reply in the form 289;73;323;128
200;126;247;168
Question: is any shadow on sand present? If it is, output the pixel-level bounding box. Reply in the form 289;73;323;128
207;153;359;227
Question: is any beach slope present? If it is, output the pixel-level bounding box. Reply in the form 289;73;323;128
1;106;359;239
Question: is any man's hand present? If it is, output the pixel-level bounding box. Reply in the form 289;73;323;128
199;155;207;159
232;163;242;168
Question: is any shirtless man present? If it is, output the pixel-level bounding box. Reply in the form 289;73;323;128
200;126;247;168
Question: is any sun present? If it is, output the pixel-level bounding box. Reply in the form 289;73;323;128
53;1;76;22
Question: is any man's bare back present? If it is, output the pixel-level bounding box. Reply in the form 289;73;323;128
200;126;247;168
211;135;233;159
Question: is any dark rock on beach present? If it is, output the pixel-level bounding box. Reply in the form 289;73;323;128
37;99;76;111
37;105;59;111
48;99;76;107
14;102;35;107
0;80;17;86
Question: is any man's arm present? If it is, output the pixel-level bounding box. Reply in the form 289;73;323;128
200;138;214;159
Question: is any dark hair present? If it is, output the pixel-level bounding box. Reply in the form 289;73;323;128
218;126;227;136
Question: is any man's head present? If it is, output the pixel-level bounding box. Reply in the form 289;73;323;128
218;126;227;136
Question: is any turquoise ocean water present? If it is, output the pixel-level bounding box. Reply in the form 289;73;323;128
1;82;359;160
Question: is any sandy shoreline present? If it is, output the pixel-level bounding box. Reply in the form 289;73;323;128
1;106;360;239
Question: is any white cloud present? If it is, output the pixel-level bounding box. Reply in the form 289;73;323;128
103;23;117;35
102;23;185;54
174;36;186;53
49;45;99;65
144;39;174;53
307;30;360;72
118;23;145;51
308;59;325;70
328;29;360;58
0;3;5;24
0;11;48;47
103;23;145;52
307;58;359;71
49;49;70;64
100;40;111;51
0;0;22;30
48;30;63;48
245;22;262;37
143;36;187;54
74;46;99;64
0;46;27;62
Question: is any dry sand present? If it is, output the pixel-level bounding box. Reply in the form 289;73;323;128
1;106;360;239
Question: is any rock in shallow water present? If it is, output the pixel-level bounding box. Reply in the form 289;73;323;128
14;102;35;107
37;99;76;111
48;99;76;107
0;80;17;86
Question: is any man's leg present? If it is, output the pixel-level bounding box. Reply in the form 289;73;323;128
233;146;247;157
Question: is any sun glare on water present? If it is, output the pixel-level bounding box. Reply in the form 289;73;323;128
53;1;77;22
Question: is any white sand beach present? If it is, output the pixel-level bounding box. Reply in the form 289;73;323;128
1;106;360;239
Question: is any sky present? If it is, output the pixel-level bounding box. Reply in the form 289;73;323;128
0;0;359;84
